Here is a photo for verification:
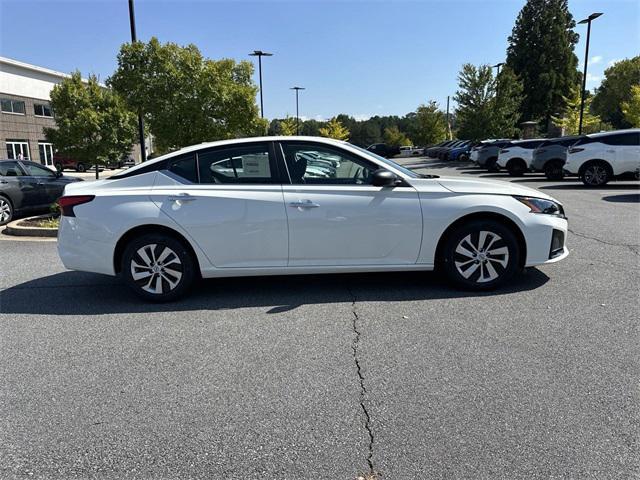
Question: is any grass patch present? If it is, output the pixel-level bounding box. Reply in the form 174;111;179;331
18;216;60;229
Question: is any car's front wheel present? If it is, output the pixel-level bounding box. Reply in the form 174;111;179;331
0;196;13;226
581;161;611;187
440;220;520;290
459;153;469;162
121;234;196;302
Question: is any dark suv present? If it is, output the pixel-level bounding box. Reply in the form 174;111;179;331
531;136;581;180
473;140;512;170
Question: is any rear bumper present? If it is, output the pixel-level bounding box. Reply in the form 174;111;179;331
57;216;116;276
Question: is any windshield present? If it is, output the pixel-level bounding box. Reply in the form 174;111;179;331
349;144;418;178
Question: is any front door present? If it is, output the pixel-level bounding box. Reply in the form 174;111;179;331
278;141;422;266
150;143;288;268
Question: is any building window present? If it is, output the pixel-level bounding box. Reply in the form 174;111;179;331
0;98;26;115
6;141;30;160
34;103;53;117
39;142;55;167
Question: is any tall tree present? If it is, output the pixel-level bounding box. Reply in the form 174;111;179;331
45;72;137;179
319;117;350;141
279;117;298;136
411;102;447;145
454;64;496;141
108;37;266;153
551;85;603;135
383;126;411;148
506;0;580;129
592;56;640;129
621;85;640;128
492;65;524;138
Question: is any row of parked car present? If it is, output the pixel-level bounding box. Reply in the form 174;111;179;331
427;129;640;186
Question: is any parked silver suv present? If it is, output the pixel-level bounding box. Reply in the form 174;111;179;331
473;140;512;171
531;136;581;180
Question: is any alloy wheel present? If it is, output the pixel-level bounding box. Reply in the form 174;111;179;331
583;165;608;186
0;198;12;224
454;231;510;283
130;243;183;295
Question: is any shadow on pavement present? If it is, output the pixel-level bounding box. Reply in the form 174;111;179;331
541;183;640;191
602;193;640;203
0;269;549;316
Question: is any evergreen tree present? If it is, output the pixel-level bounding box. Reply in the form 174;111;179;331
506;0;580;129
454;64;496;141
319;117;350;141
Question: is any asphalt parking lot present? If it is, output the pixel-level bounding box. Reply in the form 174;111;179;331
1;158;638;479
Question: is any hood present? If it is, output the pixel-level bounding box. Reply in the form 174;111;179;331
434;176;555;200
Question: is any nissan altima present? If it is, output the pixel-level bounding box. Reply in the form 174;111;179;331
57;136;568;301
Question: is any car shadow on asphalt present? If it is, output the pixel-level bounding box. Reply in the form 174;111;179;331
601;193;640;203
540;183;640;190
0;268;549;316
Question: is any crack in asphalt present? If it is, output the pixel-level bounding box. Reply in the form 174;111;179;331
568;228;640;256
348;286;375;476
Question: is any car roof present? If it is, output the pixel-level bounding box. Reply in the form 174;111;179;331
122;136;351;176
586;128;639;138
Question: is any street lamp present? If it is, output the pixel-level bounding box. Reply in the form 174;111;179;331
290;86;305;135
577;12;603;135
248;50;273;118
128;0;147;164
491;62;504;75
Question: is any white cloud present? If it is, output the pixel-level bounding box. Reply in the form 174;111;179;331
353;114;372;121
588;55;603;65
607;58;621;67
586;72;602;85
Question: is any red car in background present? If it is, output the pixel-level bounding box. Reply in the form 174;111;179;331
53;155;128;172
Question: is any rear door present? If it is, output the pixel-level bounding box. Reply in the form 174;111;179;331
277;141;422;266
149;142;289;268
0;161;33;210
607;132;640;174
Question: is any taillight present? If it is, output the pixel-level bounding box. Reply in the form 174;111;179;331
569;147;584;154
58;195;95;217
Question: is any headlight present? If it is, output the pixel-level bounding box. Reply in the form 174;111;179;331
514;196;566;218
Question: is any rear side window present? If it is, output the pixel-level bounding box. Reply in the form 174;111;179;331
0;161;24;176
197;143;275;184
168;154;197;183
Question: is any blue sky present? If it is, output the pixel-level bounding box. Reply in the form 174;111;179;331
1;0;638;120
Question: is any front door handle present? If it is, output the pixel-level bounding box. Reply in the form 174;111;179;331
168;193;196;202
289;200;320;209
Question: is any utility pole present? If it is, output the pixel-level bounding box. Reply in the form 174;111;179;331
290;86;305;135
446;96;451;140
128;0;147;164
577;13;603;135
249;50;273;118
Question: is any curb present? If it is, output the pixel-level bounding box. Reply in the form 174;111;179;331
4;215;58;238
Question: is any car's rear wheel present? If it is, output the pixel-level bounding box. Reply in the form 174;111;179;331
544;160;564;180
581;161;611;187
76;163;87;173
121;234;196;302
0;196;13;226
486;157;499;172
440;220;520;290
459;153;469;162
507;158;527;176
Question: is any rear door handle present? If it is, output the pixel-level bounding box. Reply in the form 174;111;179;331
168;193;196;202
289;200;320;209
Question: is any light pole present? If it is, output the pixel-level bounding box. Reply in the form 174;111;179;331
491;62;504;76
249;50;273;118
577;12;603;135
290;86;305;135
128;0;147;164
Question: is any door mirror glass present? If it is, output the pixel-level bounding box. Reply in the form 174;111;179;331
371;169;399;187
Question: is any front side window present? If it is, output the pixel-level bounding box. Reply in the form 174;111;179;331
281;142;377;185
198;143;274;184
167;153;198;183
22;162;55;177
1;98;26;114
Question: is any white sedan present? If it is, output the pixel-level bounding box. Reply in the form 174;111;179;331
57;136;569;301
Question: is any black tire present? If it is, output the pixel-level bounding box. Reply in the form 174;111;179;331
121;233;196;302
580;161;611;187
486;157;499;172
0;195;13;226
459;153;469;162
544;160;565;181
439;219;520;290
507;159;527;177
76;163;87;173
54;163;63;172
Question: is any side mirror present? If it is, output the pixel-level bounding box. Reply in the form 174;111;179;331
55;171;62;178
371;169;400;187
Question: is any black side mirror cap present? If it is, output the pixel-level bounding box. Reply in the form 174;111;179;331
55;171;63;178
371;168;400;187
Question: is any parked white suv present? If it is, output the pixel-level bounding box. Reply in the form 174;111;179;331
564;129;640;186
496;139;546;176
